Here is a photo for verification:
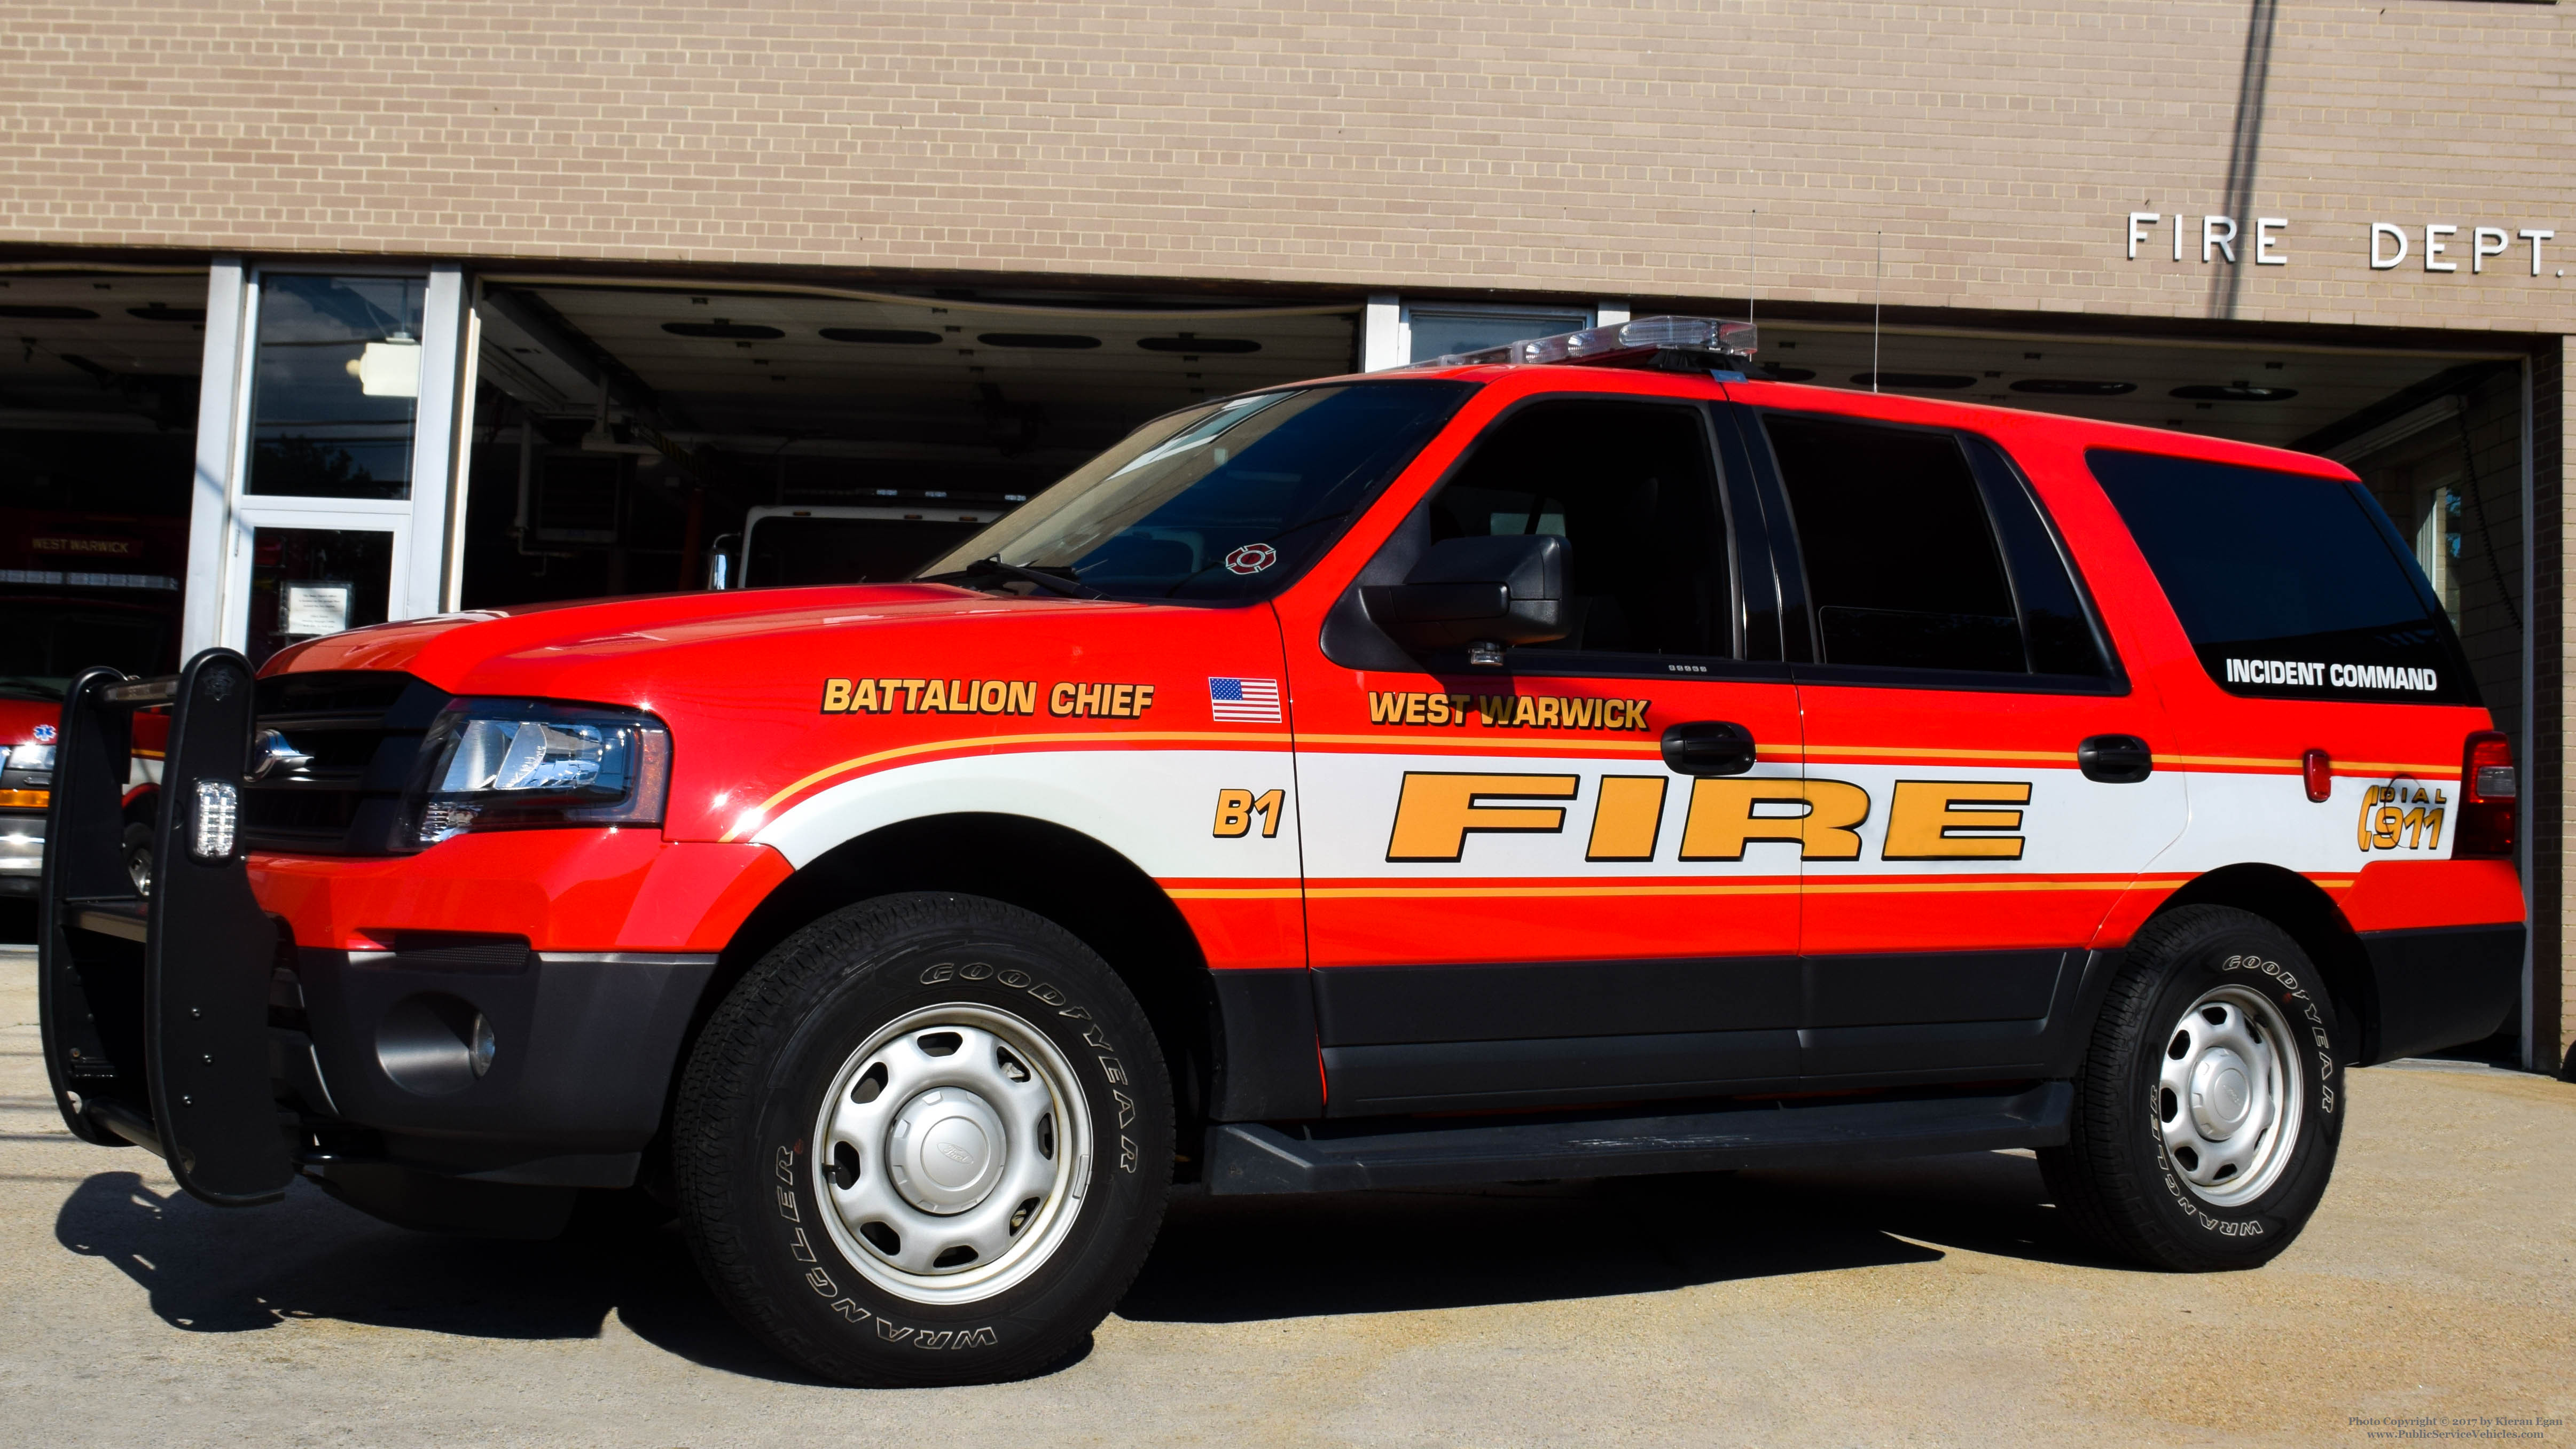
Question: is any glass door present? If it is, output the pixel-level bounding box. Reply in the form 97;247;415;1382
213;269;469;667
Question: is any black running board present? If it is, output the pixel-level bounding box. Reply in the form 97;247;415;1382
1204;1083;2071;1195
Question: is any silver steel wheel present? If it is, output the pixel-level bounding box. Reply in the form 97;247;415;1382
2155;984;2303;1208
810;1002;1092;1306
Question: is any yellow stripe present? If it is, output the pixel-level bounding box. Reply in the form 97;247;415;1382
721;729;1293;841
1176;874;2356;902
1804;745;2069;763
1811;747;2458;777
1304;882;1799;899
1806;879;2157;896
1294;732;1669;755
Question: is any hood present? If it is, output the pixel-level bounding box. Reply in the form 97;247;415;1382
262;583;1166;703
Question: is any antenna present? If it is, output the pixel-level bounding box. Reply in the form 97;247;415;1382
1748;207;1757;338
1871;231;1883;394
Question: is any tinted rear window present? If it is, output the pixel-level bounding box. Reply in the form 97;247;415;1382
2088;449;2474;703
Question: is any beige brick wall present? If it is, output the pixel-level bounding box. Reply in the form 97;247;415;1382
0;1;2567;333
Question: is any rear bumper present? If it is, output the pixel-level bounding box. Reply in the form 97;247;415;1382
2358;923;2524;1063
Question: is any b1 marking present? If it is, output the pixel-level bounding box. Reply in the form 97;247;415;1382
1212;787;1285;838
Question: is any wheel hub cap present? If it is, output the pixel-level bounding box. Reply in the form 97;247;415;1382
2155;984;2304;1207
810;1005;1095;1306
890;1087;1008;1213
2188;1047;2260;1138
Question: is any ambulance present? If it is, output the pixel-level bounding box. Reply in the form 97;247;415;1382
38;316;2524;1386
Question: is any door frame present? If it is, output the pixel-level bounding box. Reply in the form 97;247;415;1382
185;261;474;660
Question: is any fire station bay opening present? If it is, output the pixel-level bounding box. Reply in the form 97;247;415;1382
1753;318;2530;781
458;281;1363;606
0;267;208;694
451;279;2528;780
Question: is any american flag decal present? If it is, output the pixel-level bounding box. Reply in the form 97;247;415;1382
1207;676;1282;723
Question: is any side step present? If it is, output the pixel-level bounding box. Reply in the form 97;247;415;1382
1204;1083;2071;1195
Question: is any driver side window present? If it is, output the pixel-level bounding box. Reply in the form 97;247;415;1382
1424;398;1734;660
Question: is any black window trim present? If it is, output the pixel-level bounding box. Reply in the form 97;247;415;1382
1320;390;1785;683
1737;403;2132;698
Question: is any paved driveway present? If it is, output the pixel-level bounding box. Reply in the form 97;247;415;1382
2;944;2569;1447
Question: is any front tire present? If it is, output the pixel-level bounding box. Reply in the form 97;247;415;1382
2041;905;2347;1271
673;892;1171;1386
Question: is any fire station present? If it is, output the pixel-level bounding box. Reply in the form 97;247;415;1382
0;1;2566;1074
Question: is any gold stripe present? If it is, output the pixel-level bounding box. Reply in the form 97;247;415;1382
1804;745;2069;763
1304;882;1799;899
722;729;1294;841
1813;747;2458;777
1806;879;2158;896
1183;874;2356;902
1294;732;1670;755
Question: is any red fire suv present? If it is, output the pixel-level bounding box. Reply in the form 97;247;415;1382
40;317;2523;1388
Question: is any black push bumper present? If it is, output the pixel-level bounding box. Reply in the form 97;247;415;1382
40;653;292;1204
39;651;715;1232
2357;922;2525;1064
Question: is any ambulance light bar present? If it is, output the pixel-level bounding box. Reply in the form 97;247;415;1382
1402;314;1758;371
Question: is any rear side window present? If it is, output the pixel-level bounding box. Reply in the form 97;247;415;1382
1764;412;2109;680
2089;449;2474;703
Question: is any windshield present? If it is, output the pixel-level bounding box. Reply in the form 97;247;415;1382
920;381;1475;600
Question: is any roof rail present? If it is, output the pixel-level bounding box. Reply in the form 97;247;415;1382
1399;314;1757;373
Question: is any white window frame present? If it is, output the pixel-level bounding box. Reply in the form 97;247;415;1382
184;261;475;657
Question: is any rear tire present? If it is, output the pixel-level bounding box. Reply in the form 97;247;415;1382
673;891;1171;1387
2041;905;2346;1271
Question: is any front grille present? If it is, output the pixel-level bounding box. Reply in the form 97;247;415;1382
240;671;451;856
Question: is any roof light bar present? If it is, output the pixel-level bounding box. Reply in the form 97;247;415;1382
1401;314;1758;372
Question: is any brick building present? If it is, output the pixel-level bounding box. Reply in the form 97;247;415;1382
1;1;2567;1069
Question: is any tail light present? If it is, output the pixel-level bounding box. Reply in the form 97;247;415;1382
2301;748;2332;803
2456;731;2516;858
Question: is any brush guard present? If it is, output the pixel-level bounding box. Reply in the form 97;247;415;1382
37;648;294;1206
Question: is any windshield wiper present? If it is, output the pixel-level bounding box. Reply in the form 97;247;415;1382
921;557;1106;600
0;675;67;701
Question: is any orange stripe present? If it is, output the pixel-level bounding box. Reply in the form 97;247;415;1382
1304;882;1801;900
722;729;1292;841
1293;732;1671;756
1285;874;2357;902
1803;744;2069;764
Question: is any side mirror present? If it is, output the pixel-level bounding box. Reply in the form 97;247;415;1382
706;532;742;591
1361;534;1569;657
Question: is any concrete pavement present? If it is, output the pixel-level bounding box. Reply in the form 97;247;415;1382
2;943;2570;1447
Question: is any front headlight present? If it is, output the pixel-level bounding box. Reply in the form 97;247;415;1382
408;700;671;846
4;744;56;771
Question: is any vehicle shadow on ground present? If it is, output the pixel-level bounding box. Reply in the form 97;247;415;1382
1123;1148;2125;1322
53;1150;2127;1379
52;1171;835;1384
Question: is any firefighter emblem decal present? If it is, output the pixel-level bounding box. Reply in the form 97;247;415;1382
1223;543;1278;575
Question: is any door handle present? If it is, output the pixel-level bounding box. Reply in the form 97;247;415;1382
2078;734;2154;784
1662;720;1759;777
